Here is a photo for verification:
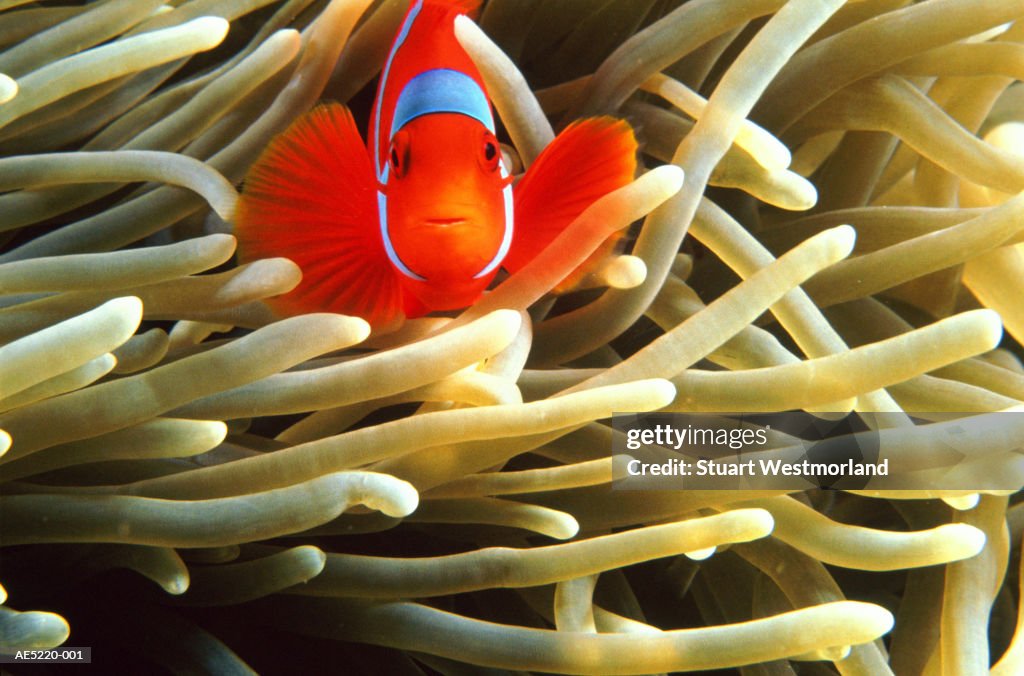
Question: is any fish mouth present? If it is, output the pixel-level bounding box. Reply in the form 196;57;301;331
423;217;469;226
415;217;479;232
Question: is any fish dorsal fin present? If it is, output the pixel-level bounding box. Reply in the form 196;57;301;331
428;0;482;17
506;117;638;288
235;103;404;330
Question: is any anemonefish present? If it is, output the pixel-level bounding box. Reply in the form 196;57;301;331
236;0;638;329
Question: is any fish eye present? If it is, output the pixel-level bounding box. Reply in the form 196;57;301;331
480;132;500;172
389;131;410;178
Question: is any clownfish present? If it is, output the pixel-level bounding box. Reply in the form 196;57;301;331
235;0;637;329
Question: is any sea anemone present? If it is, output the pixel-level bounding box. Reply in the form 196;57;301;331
1;0;1023;673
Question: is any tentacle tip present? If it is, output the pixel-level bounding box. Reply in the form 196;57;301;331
486;308;524;342
653;164;685;196
348;316;372;344
21;611;72;646
453;13;478;34
846;601;895;637
193;16;231;48
207;421;230;446
942;493;981;511
259;257;304;289
107;295;145;327
818;645;852;662
745;507;776;537
271;28;302;48
164;576;190;595
871;606;896;636
206;232;237;249
295;313;372;347
787;175;818;211
973;309;1005;348
296;545;328;575
383;482;420;518
684;546;717;561
825;223;857;259
942;523;987;558
549;516;580;540
643;378;677;409
826;645;852;661
0;73;17;105
605;256;647;289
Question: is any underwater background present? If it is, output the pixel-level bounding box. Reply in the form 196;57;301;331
2;0;1024;673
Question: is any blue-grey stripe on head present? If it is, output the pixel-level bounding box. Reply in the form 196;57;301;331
390;68;496;137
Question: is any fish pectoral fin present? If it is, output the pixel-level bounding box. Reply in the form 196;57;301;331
235;102;404;330
506;116;638;290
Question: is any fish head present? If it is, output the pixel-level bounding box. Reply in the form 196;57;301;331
380;113;512;309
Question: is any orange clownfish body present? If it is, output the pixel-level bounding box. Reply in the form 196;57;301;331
236;0;637;330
